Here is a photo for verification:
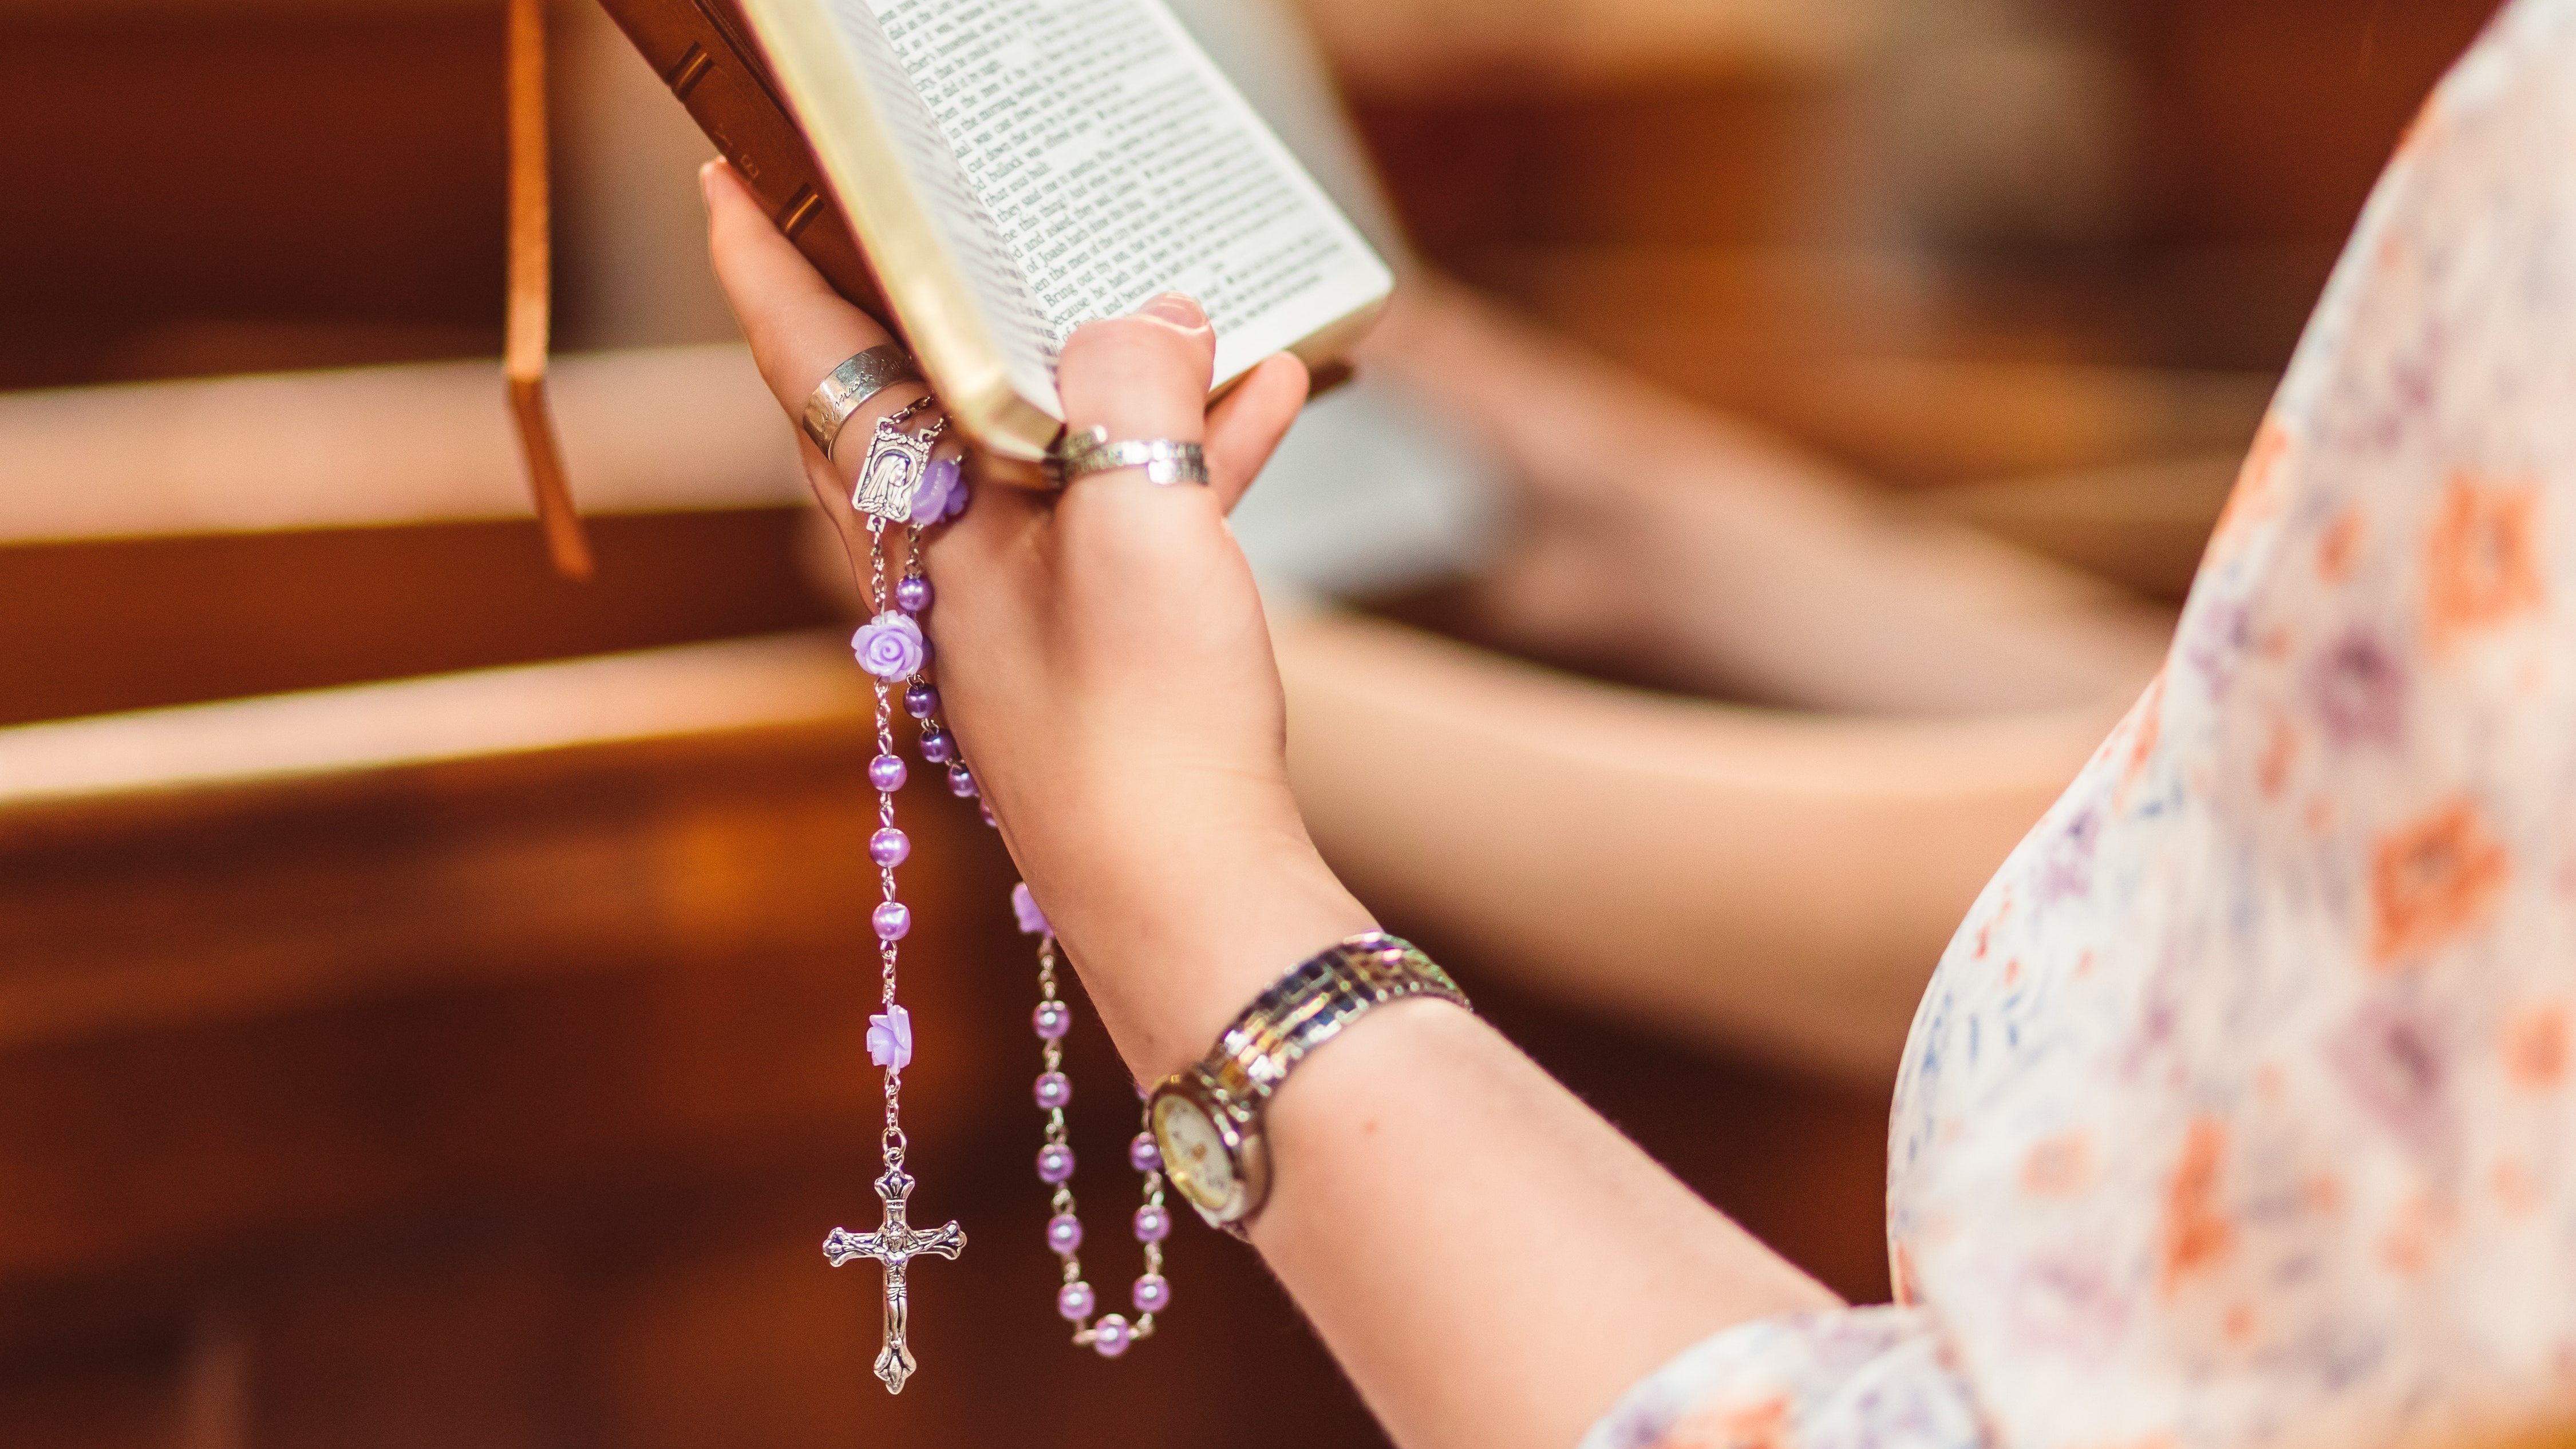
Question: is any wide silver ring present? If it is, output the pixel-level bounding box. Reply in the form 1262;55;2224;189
1050;425;1210;487
801;344;920;461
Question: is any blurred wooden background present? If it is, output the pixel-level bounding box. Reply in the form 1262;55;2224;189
0;0;2504;1443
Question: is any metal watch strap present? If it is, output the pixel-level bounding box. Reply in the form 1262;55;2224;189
1160;933;1468;1230
1204;934;1467;1110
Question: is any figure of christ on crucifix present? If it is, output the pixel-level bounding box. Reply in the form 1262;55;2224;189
823;1165;966;1394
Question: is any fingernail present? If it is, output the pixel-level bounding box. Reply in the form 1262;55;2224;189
1139;292;1207;329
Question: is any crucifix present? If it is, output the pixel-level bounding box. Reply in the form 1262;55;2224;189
823;1164;966;1395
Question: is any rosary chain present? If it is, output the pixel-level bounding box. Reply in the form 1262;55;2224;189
842;418;1176;1363
868;515;907;1167
1033;936;1164;1348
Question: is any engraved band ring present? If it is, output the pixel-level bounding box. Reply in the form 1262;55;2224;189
1050;425;1211;487
802;344;922;462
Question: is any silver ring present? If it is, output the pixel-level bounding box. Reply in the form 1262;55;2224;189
801;344;920;461
1050;425;1210;487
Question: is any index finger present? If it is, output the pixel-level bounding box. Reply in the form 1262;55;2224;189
701;160;913;425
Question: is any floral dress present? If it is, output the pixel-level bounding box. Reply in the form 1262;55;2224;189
1585;2;2576;1446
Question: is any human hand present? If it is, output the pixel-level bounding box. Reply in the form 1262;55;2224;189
702;160;1375;1081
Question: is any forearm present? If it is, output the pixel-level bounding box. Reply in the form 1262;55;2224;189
699;162;1825;1449
1532;472;2171;716
1365;277;2170;716
1277;610;2125;1079
1249;998;1839;1449
1041;798;1835;1449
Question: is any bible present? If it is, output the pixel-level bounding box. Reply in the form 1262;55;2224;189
594;0;1394;468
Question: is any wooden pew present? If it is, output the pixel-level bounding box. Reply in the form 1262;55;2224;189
0;633;1894;1447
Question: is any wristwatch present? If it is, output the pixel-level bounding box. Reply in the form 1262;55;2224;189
1145;933;1469;1231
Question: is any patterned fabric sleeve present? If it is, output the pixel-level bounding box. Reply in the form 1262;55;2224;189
1578;1308;1989;1449
1589;3;2576;1448
1879;3;2576;1446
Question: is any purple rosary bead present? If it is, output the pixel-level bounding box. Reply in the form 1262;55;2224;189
1033;1071;1072;1110
1089;1314;1132;1357
868;827;910;867
911;456;963;527
1037;1143;1076;1184
1132;1204;1170;1243
1131;1274;1170;1314
868;753;907;792
872;901;911;941
947;763;978;799
903;681;939;719
979;800;998;826
894;573;933;614
919;728;955;764
1033;1001;1071;1040
1045;1213;1084;1255
1056;1281;1095;1321
1128;1132;1161;1173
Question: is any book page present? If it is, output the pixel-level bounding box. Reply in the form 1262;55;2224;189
866;0;1392;395
816;0;1063;406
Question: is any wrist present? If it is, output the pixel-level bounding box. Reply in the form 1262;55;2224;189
1145;933;1470;1231
1047;832;1376;1085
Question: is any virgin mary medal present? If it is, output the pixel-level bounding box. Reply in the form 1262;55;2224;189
852;412;943;522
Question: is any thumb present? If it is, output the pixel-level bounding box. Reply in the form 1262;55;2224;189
1054;294;1218;468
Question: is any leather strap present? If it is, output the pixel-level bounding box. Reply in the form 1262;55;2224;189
505;0;594;580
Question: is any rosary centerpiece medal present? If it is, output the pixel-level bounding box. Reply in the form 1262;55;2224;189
851;406;945;523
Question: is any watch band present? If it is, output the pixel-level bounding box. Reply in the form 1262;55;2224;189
1149;933;1468;1230
1207;934;1467;1105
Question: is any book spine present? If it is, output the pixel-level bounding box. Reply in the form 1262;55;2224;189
592;0;895;330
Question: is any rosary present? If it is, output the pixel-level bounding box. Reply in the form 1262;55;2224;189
814;389;1176;1395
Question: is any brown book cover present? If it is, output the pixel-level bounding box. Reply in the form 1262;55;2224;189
592;0;893;332
587;0;1389;466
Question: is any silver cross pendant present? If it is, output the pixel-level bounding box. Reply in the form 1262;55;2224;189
823;1165;966;1394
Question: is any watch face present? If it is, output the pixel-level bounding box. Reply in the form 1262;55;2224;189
1152;1093;1238;1213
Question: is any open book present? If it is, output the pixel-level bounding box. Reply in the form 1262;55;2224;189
600;0;1393;467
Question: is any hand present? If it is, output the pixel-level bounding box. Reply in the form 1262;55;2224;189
701;160;1375;1080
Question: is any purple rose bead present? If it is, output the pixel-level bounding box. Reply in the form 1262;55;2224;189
908;456;962;527
866;1005;913;1070
944;482;969;520
1012;882;1052;937
868;827;910;867
873;901;911;941
894;573;933;614
850;611;926;680
868;753;906;792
